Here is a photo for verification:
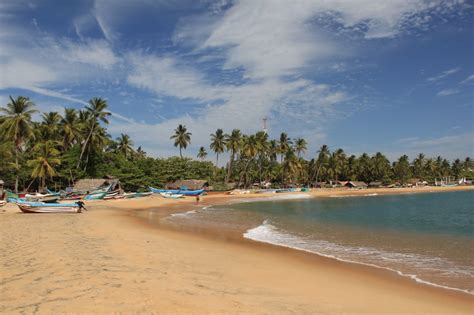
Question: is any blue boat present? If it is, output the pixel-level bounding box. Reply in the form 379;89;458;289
84;192;107;200
149;187;204;196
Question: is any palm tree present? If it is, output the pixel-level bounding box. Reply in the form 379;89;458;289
60;108;80;150
278;132;292;163
312;144;330;184
255;131;269;183
210;128;225;167
239;134;259;187
77;97;111;168
412;153;425;178
135;146;147;159
116;133;134;158
41;111;62;140
224;129;242;182
27;141;60;192
197;146;207;160
282;149;301;184
0;96;37;192
294;138;307;158
393;155;411;184
170;124;192;159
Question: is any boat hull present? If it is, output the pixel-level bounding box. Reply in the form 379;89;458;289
18;204;81;213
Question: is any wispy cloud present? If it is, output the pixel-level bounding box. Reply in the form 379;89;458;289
427;67;460;82
437;88;460;96
460;74;474;84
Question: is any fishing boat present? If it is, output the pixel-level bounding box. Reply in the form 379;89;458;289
103;191;119;200
149;187;204;196
16;201;85;213
123;192;153;198
160;192;184;199
84;192;107;200
149;187;180;194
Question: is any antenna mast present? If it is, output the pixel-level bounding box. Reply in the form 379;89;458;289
262;117;268;134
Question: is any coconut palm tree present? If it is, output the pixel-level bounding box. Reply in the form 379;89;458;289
282;149;301;184
210;128;225;167
77;97;111;168
27;141;60;192
224;129;242;182
116;133;134;158
170;124;192;159
40;111;62;140
312;144;330;184
294;137;307;158
239;134;259;187
60;108;80;150
0;96;37;192
278;132;292;163
197;146;207;160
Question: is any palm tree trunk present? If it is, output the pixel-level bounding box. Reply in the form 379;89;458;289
77;125;94;169
225;152;234;183
180;147;183;159
14;146;19;193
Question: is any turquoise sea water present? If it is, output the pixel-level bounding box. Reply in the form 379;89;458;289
164;191;474;294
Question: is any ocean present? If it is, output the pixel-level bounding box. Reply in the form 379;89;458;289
163;190;474;294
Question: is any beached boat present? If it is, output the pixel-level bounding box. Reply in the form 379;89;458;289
160;192;184;199
16;201;85;213
103;191;119;200
0;200;6;207
123;192;153;198
149;187;204;196
84;192;107;200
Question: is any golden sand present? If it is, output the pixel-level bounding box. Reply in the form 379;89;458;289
1;186;473;314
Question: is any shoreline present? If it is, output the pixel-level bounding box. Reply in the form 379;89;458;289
1;186;473;313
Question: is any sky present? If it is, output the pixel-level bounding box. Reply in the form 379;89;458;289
0;0;473;161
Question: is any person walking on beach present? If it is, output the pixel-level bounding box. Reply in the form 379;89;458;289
195;194;200;205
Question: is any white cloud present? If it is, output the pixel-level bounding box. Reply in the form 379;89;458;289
427;67;460;82
63;40;119;69
460;74;474;84
437;88;460;96
0;58;57;89
389;132;474;160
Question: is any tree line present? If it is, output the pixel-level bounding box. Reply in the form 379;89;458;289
1;96;472;192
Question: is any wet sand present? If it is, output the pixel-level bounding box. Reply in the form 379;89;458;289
1;186;473;314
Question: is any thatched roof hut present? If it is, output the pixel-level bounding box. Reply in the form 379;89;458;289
165;180;209;190
73;177;121;192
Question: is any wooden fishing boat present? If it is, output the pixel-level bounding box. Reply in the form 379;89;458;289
149;187;204;196
123;192;153;199
84;192;107;200
149;187;180;194
103;191;119;200
160;192;184;199
16;201;85;213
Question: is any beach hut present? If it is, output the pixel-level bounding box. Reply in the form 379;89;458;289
368;181;383;188
165;179;209;191
345;181;368;189
73;176;122;193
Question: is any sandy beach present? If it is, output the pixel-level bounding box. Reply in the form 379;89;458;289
1;186;473;314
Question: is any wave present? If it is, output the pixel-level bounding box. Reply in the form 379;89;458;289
236;193;313;203
243;221;474;295
169;209;197;218
329;193;379;198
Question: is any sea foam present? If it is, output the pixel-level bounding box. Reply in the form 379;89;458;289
244;220;474;295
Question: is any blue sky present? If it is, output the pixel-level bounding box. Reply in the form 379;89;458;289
0;0;472;160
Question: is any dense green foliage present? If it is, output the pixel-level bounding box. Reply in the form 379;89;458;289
1;96;472;192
